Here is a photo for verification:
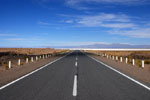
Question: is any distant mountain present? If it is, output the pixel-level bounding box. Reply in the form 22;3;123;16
53;43;150;49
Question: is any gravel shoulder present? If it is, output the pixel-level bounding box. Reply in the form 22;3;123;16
0;55;63;87
90;54;150;86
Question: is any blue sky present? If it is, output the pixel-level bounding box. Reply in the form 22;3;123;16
0;0;150;47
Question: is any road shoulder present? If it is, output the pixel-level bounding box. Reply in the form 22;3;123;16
88;54;150;87
0;56;62;87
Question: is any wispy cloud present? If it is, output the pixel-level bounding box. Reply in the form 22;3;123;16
50;41;111;46
100;23;136;28
66;0;150;6
63;13;136;28
3;37;46;43
61;13;150;38
38;21;51;25
65;0;150;10
64;20;74;23
108;28;150;38
0;33;17;36
4;38;26;41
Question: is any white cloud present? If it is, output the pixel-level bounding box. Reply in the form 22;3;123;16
5;38;26;41
61;13;150;38
65;0;79;5
50;41;111;46
76;13;135;28
65;20;74;23
38;21;50;25
0;33;17;36
66;0;150;5
108;28;150;38
101;23;136;28
75;41;111;45
60;13;150;38
3;37;45;43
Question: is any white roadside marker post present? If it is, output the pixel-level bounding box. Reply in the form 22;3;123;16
120;57;122;62
18;59;21;66
112;56;114;60
125;58;127;64
8;61;11;69
31;57;33;62
116;56;118;61
26;58;28;63
132;59;135;66
36;56;38;61
142;60;144;68
110;55;111;59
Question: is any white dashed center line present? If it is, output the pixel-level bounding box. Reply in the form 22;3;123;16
76;57;78;61
75;62;78;67
73;75;77;97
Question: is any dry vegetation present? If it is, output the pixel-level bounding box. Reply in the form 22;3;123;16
86;50;150;59
85;50;150;68
0;48;70;70
0;48;62;55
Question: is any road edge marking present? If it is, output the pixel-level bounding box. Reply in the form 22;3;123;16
0;52;71;90
87;55;150;91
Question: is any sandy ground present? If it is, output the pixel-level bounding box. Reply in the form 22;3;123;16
90;54;150;86
0;55;63;87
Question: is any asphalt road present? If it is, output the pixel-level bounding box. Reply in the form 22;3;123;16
0;51;150;100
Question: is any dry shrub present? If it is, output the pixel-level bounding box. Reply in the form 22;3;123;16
145;60;150;64
0;48;57;55
86;50;150;59
86;50;150;66
136;60;142;67
5;64;9;70
3;61;9;70
20;62;24;65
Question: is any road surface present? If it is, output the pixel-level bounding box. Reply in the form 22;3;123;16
0;51;150;100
